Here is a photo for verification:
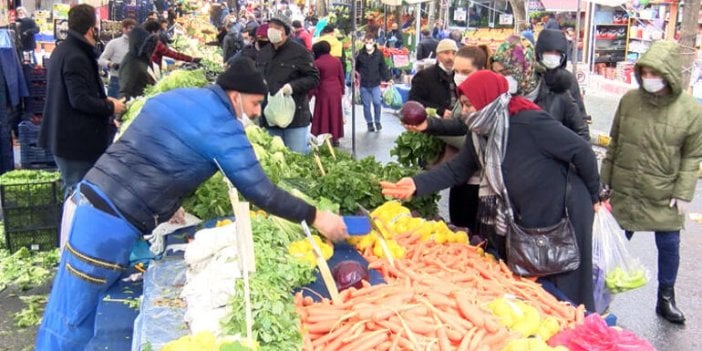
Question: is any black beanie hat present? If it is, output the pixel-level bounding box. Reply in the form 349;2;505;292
217;57;268;95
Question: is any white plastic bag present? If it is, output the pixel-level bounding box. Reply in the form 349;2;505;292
592;207;649;304
264;91;296;128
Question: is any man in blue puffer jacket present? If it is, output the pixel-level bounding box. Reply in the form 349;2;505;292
35;57;348;351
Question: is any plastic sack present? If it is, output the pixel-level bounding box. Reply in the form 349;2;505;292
383;85;403;109
593;207;649;297
548;314;656;351
264;91;296;128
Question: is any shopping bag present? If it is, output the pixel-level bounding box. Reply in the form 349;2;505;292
383;85;403;109
264;91;296;128
592;207;649;299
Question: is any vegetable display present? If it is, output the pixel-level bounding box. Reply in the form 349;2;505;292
221;215;316;351
295;201;586;351
0;246;59;292
182;126;440;220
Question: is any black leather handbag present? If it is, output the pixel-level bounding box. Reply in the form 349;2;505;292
505;170;580;277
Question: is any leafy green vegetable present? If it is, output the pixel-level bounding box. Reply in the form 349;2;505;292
13;294;48;327
181;172;232;220
0;246;59;292
390;131;445;168
182;125;439;221
221;216;315;351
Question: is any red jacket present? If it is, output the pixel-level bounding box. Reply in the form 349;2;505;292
293;28;313;51
150;41;193;68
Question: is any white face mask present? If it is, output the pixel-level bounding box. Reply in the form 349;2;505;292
454;73;468;86
238;94;254;127
365;43;375;52
267;28;283;44
438;62;453;73
505;75;519;94
642;77;666;93
541;54;562;70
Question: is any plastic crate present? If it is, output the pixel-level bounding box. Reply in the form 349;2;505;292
23;65;47;82
1;180;61;252
24;97;46;114
28;82;47;97
19;121;55;169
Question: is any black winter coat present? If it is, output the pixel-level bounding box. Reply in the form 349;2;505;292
355;47;390;88
534;69;590;140
38;30;114;162
222;30;244;62
409;64;456;116
17;17;38;52
119;27;152;100
536;29;588;118
413;109;599;311
416;38;438;60
257;39;320;128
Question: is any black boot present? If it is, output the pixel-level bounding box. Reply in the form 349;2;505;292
367;123;375;132
375;122;382;131
656;286;686;324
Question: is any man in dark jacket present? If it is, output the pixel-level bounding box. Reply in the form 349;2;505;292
35;57;348;351
356;34;391;132
16;7;39;60
222;21;245;62
535;29;589;124
409;39;457;118
257;18;320;154
38;4;126;198
416;28;438;61
229;23;268;65
544;13;560;30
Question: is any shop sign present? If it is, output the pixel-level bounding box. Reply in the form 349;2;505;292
499;14;513;25
453;8;466;21
53;3;70;20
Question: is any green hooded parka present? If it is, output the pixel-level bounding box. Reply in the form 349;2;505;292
601;40;702;231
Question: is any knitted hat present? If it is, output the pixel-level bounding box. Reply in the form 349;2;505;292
491;35;538;95
436;39;458;53
217;57;268;95
268;17;291;35
255;23;269;39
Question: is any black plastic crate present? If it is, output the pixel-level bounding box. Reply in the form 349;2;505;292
5;228;59;252
24;97;46;114
19;121;55;168
1;180;61;252
28;82;47;97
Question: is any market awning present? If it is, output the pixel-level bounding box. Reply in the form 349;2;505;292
540;0;584;12
588;0;627;6
380;0;402;6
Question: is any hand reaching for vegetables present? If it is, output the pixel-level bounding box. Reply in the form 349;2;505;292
380;177;416;200
403;119;428;133
313;210;348;242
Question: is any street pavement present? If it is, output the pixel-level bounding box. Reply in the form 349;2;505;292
1;89;700;350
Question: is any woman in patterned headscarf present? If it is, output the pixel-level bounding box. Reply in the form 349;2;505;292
491;35;589;139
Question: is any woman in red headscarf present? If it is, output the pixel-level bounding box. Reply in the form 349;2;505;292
382;70;600;311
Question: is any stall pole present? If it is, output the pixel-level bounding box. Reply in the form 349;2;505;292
572;0;581;73
415;2;421;48
351;0;357;156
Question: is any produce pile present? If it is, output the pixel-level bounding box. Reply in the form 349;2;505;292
120;69;209;132
219;214;317;351
296;202;586;351
182;126;440;220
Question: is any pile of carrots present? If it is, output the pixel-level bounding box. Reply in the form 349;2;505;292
295;231;585;351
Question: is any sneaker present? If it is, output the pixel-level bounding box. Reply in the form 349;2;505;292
367;123;375;132
375;122;382;131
